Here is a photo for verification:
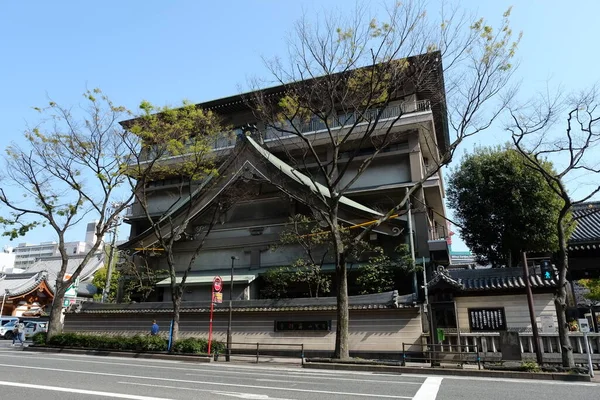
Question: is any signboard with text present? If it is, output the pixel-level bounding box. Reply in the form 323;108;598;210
213;292;223;304
468;308;507;332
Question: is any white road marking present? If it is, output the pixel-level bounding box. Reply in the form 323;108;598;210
402;373;600;387
213;391;295;399
254;378;324;385
0;363;412;399
186;372;423;385
121;381;410;399
0;379;173;400
413;377;443;400
0;352;421;385
117;382;296;399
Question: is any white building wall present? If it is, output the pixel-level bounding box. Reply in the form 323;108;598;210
0;252;15;273
455;293;557;332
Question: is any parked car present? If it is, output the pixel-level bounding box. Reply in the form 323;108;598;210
0;316;19;327
0;321;17;340
23;321;47;338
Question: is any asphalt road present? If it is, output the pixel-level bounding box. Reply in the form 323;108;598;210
0;343;598;399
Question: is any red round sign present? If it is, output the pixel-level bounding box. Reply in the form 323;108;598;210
213;276;223;292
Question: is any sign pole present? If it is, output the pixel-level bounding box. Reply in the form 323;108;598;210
584;332;594;378
208;276;222;356
522;252;544;365
207;294;214;355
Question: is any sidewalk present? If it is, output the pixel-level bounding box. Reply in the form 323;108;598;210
303;360;593;382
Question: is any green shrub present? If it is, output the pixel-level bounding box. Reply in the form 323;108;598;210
172;337;225;354
46;333;168;352
43;333;224;354
32;332;47;345
521;361;541;373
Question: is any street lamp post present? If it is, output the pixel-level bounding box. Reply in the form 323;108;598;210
226;256;239;362
1;289;9;316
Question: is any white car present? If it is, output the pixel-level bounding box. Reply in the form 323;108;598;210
23;321;48;338
0;320;48;340
0;322;17;340
0;317;18;327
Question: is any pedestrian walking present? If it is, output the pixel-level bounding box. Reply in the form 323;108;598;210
150;320;159;336
12;322;24;346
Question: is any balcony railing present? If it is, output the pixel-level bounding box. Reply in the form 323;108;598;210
263;99;431;142
143;99;431;159
429;225;447;241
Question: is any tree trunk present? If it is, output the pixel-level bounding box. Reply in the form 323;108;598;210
47;282;65;340
556;218;574;368
171;291;181;348
333;226;350;360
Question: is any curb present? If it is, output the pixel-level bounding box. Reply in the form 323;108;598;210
23;346;212;363
303;362;591;382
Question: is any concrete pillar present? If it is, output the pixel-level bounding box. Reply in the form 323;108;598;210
408;132;423;182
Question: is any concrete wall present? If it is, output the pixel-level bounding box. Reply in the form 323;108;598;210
455;293;558;332
337;156;411;190
63;308;423;354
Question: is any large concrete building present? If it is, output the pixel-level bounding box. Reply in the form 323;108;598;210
12;221;99;269
119;52;451;304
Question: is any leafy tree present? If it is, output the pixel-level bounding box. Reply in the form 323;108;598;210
118;257;167;303
125;101;238;344
275;214;332;298
356;244;414;295
447;147;566;267
249;1;520;358
0;89;136;339
580;279;600;302
92;267;120;303
260;266;292;299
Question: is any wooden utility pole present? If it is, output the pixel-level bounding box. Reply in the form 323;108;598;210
522;252;544;365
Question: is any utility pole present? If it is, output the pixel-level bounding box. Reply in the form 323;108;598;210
522;252;543;365
226;255;238;361
1;289;9;316
406;189;417;295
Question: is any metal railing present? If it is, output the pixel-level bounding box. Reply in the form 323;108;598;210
402;342;481;369
429;225;447;241
263;99;431;141
222;342;305;364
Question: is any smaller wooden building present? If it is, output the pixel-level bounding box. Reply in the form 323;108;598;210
426;267;559;339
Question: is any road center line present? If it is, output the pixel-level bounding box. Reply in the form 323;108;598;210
186;372;422;385
121;381;410;399
413;377;443;400
0;353;419;385
0;379;173;400
0;363;410;399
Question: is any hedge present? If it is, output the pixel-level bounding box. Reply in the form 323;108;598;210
32;332;224;354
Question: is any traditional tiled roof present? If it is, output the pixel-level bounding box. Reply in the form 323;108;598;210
70;291;417;314
570;202;600;247
26;253;104;292
120;133;403;250
0;271;49;297
427;267;557;292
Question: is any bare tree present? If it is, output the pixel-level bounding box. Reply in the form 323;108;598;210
123;101;241;344
509;86;600;368
248;0;520;358
0;89;136;339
